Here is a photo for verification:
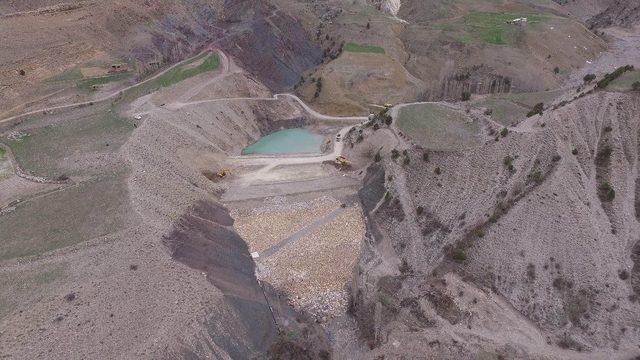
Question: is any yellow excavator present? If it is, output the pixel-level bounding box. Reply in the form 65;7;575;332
217;168;232;178
335;156;350;167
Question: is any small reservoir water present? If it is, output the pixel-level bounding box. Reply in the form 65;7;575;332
242;128;324;155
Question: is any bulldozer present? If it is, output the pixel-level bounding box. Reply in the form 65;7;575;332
335;156;350;167
217;168;232;178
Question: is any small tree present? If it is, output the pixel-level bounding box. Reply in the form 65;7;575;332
422;152;429;162
632;81;640;91
461;91;471;101
19;69;26;76
583;74;596;83
374;152;381;162
554;67;560;74
500;128;509;137
527;103;544;117
366;22;371;30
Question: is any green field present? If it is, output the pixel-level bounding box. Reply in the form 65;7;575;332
344;42;386;54
606;70;640;92
2;109;134;178
0;174;131;261
434;11;548;45
397;104;481;150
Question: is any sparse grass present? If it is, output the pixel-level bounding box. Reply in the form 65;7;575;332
0;263;67;320
46;67;84;82
343;42;385;54
2;108;133;178
397;103;480;150
0;174;132;261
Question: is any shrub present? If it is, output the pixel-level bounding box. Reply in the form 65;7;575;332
529;170;543;184
422;152;429;162
434;167;442;175
384;115;393;126
552;155;562;162
452;249;466;262
19;69;26;76
599;182;615;202
461;91;471;101
583;74;596;83
391;149;400;160
484;108;493;116
500;128;509;137
503;155;514;168
604;126;613;132
416;206;424;215
572;148;578;155
374;152;381;162
632;81;640;91
554;67;560;74
402;156;410;166
527;103;544;117
619;270;629;280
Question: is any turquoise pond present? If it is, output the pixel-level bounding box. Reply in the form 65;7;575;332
242;128;325;155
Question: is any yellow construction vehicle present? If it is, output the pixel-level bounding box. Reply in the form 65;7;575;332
383;103;394;109
335;156;350;167
217;168;232;178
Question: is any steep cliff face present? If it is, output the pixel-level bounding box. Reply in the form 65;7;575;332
350;91;640;357
217;0;322;91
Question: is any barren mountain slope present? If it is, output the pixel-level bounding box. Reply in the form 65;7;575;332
589;0;640;28
349;90;640;358
0;0;320;116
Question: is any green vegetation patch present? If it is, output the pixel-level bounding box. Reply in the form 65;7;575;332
119;52;220;103
434;11;548;45
0;174;132;261
77;72;130;92
46;67;84;83
397;104;481;150
605;70;640;92
343;42;385;54
2;109;134;178
473;97;528;126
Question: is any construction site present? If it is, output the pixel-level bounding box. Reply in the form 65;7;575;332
1;0;640;359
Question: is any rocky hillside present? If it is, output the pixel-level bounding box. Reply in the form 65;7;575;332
588;0;640;28
0;0;319;115
349;90;640;357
